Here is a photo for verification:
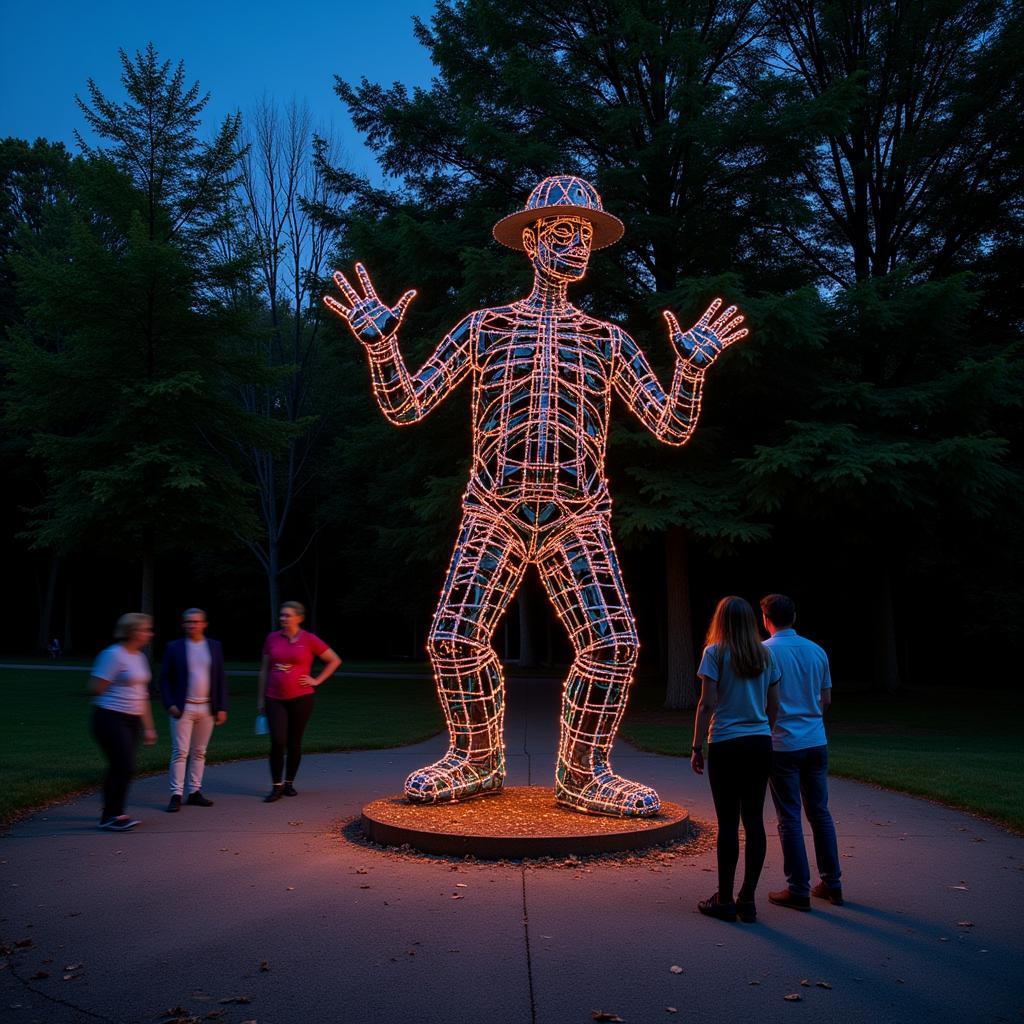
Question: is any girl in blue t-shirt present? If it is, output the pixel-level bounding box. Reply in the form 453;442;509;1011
691;596;780;922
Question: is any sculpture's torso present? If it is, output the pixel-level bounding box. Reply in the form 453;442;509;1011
469;302;615;516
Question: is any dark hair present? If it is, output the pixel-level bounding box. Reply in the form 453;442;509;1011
705;596;770;679
760;593;796;629
281;600;306;617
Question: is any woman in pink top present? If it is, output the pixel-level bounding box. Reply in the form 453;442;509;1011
256;601;342;802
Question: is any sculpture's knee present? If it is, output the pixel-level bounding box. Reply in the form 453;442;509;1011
576;632;639;683
427;629;494;676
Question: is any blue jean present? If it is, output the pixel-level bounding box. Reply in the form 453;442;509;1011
769;744;841;897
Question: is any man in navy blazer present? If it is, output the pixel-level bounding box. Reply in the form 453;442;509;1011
159;608;228;812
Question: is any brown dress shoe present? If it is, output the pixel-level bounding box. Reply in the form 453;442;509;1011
768;888;811;911
812;881;844;905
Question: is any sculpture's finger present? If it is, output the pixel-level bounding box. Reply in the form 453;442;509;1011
710;305;738;333
323;294;352;320
699;297;723;328
354;262;377;299
395;289;417;321
717;315;745;337
721;327;749;346
662;310;683;338
332;270;360;305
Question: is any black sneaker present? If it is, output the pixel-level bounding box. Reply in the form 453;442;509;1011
186;791;214;807
697;892;737;921
263;786;285;803
167;794;182;813
811;881;844;905
100;816;140;831
283;783;298;797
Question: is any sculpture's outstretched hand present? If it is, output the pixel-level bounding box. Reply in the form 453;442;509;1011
664;298;748;370
324;262;416;344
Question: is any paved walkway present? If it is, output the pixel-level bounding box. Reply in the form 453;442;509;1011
2;679;1021;1024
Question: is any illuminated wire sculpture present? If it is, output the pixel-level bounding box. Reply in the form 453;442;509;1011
325;175;747;817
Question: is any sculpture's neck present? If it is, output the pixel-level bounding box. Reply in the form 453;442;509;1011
524;273;570;311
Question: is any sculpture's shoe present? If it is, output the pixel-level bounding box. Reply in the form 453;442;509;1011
404;752;505;804
555;769;661;817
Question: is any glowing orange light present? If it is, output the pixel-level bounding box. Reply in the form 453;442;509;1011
326;176;747;816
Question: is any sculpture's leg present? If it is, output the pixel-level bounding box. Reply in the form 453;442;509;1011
538;517;660;817
405;506;526;804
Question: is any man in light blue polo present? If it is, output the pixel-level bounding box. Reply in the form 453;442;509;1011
761;594;843;911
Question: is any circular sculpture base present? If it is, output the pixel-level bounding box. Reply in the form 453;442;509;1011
360;785;691;858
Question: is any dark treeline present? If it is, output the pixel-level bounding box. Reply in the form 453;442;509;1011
2;1;1022;705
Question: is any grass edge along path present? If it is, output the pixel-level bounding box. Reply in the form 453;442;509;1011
620;685;1024;834
0;666;443;828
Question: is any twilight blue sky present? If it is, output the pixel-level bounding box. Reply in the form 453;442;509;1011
0;0;437;181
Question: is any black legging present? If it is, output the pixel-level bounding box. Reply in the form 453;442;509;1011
266;695;315;784
91;707;141;821
707;734;772;902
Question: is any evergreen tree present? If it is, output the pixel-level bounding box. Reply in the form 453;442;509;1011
739;0;1024;688
4;46;269;617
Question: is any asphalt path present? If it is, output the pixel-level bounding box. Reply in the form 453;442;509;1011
1;678;1021;1024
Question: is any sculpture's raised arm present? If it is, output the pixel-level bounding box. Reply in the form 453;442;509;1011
612;298;748;446
324;263;475;425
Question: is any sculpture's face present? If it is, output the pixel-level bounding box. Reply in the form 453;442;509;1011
524;216;593;282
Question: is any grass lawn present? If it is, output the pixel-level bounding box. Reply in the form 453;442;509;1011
0;666;442;826
621;684;1024;833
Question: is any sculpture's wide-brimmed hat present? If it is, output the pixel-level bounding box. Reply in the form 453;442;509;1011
492;175;625;251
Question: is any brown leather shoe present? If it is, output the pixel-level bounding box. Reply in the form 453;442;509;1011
768;888;811;911
811;881;844;905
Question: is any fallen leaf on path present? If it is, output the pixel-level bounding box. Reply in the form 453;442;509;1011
218;996;251;1004
15;939;33;949
666;1008;678;1014
355;868;369;875
286;887;295;891
161;1008;191;1019
592;1012;624;1022
451;893;464;900
956;921;974;927
800;979;810;987
948;884;969;891
669;965;684;974
816;981;832;989
359;885;371;889
63;972;84;981
29;970;49;980
455;883;468;888
784;994;802;1002
63;963;82;971
258;961;270;972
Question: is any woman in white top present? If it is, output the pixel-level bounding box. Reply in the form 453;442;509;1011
89;613;158;830
691;596;781;922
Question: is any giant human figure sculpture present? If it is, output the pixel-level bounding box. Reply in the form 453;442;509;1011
326;176;747;817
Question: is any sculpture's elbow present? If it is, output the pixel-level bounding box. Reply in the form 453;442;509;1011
655;416;696;447
381;404;424;427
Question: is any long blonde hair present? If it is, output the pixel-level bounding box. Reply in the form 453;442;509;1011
704;596;769;679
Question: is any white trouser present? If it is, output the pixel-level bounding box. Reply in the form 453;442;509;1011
169;704;216;795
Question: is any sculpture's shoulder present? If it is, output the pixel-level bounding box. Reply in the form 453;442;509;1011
570;308;619;360
475;303;519;328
